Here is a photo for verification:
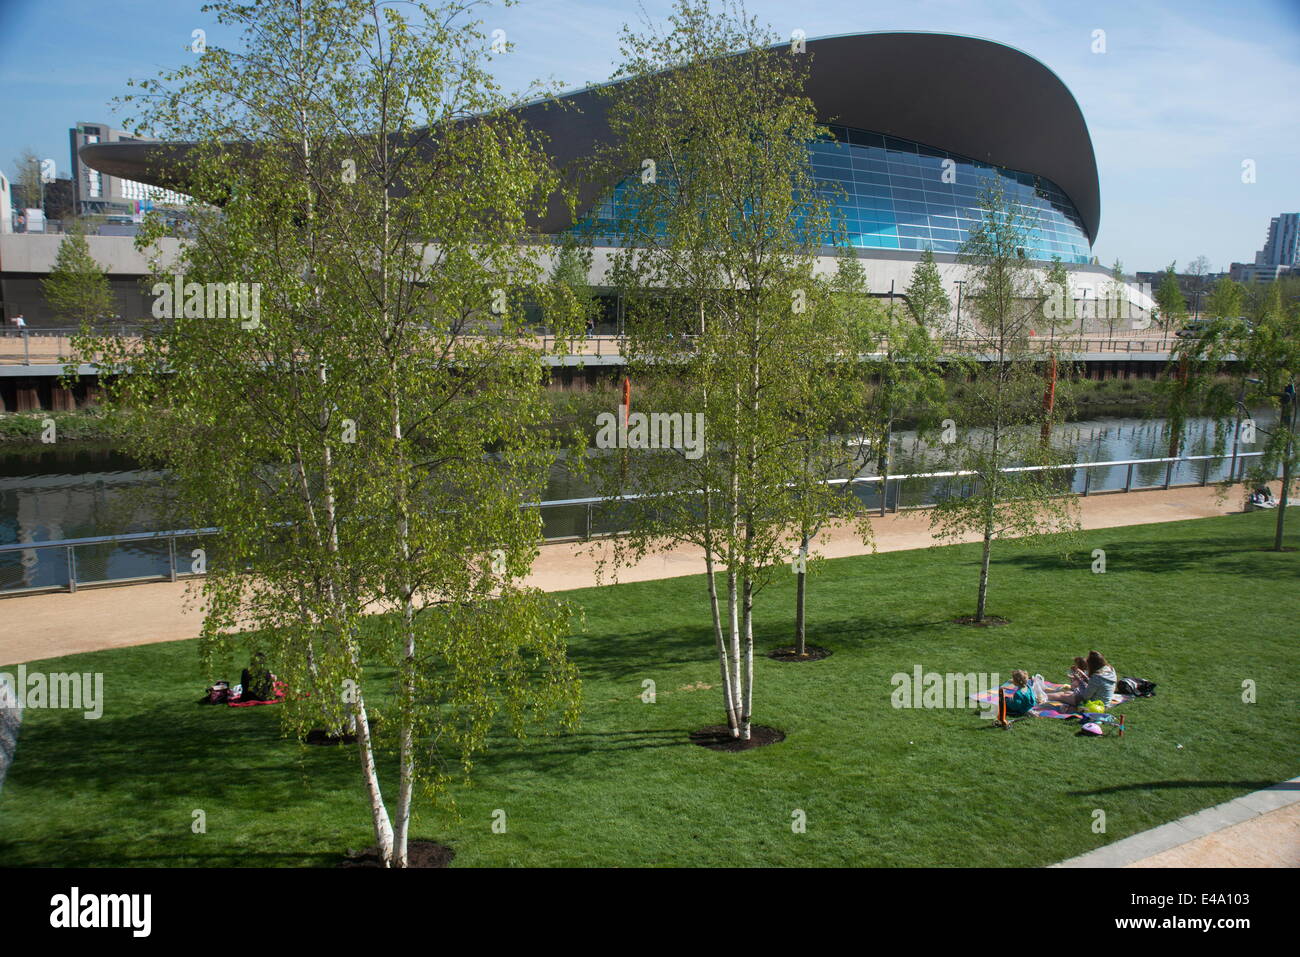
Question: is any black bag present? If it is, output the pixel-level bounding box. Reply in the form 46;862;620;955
1118;676;1156;697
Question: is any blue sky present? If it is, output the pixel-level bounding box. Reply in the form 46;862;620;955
2;0;1297;273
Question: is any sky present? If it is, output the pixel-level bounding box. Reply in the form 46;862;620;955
2;0;1298;274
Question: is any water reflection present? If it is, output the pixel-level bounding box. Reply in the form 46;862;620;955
0;413;1275;591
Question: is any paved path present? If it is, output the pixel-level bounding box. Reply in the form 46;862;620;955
0;484;1246;666
1054;778;1300;868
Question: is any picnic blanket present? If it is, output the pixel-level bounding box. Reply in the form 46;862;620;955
228;680;288;708
970;679;1133;720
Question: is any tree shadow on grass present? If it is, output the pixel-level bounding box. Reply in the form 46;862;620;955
570;623;723;683
472;727;697;774
573;609;1009;690
1067;779;1293;797
1002;539;1300;579
0;829;347;868
6;700;360;816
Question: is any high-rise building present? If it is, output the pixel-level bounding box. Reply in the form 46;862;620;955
1254;212;1300;268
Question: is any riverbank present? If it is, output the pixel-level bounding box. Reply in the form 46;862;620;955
0;375;1221;450
0;483;1251;665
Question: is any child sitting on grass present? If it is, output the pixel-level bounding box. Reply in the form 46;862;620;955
1006;670;1038;716
1067;656;1089;697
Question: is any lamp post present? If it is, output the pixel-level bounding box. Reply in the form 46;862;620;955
1231;377;1262;484
953;279;966;344
1277;381;1297;552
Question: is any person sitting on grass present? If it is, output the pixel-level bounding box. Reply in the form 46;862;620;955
239;652;276;703
1047;650;1116;710
1249;486;1275;508
1066;656;1089;697
1006;670;1038;717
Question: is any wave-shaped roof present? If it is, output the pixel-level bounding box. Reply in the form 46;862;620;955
81;31;1100;244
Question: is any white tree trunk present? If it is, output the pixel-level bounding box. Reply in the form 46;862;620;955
741;576;753;740
351;685;394;864
705;552;740;731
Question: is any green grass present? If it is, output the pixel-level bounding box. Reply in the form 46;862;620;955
1;511;1297;867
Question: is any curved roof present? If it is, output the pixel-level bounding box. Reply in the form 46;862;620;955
81;31;1100;244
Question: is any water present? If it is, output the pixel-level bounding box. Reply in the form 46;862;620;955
0;413;1270;592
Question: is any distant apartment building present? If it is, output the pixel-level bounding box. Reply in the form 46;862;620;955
1254;212;1300;268
69;122;189;218
1229;261;1292;283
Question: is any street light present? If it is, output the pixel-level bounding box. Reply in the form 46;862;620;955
953;279;966;342
1231;377;1263;483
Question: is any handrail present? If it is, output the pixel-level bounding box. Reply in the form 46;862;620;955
1;451;1266;559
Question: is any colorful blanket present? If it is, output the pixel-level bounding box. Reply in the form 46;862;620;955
228;680;288;708
970;679;1133;720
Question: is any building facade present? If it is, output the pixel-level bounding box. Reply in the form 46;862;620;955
75;32;1151;330
1254;212;1300;269
69;122;188;219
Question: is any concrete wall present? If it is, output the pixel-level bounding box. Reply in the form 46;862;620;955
0;234;181;274
1;232;1154;334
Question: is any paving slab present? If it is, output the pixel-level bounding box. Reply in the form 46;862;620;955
1053;777;1300;868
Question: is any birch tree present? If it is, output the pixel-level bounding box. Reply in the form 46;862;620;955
1103;259;1126;339
1155;262;1187;335
1168;282;1299;550
783;256;942;656
926;184;1081;623
580;0;839;737
75;0;580;867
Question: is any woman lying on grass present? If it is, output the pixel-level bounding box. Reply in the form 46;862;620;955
1047;650;1117;710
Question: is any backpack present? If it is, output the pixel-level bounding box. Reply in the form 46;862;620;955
200;681;230;705
1118;676;1156;698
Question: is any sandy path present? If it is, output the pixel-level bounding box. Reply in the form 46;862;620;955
0;484;1248;666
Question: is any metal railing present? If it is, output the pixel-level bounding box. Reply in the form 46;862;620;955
0;450;1270;596
2;328;1190;367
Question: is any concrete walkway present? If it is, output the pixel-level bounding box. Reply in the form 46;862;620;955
0;483;1248;666
1054;778;1300;868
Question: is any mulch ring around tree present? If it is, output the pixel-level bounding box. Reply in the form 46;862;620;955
689;725;785;752
305;729;358;746
953;615;1010;627
767;645;832;662
339;841;455;868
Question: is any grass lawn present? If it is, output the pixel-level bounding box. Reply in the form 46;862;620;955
1;510;1297;867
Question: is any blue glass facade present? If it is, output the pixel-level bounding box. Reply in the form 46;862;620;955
811;125;1090;262
579;125;1092;264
